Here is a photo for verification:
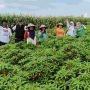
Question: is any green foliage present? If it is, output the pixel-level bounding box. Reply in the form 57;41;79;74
0;16;90;90
0;15;90;28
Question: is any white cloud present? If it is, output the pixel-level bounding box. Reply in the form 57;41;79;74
6;3;39;11
17;0;38;1
0;4;5;9
0;0;90;16
84;0;90;2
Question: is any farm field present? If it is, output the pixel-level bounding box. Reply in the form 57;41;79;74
0;16;90;90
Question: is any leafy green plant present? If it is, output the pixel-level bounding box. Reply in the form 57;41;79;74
0;17;90;90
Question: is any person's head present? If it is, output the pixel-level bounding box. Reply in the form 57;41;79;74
70;21;74;26
39;25;47;32
57;23;63;29
28;26;34;31
27;23;35;31
2;20;8;27
76;22;82;27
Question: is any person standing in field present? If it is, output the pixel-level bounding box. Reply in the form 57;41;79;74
0;20;12;46
24;23;37;45
13;23;25;43
66;20;76;37
55;23;65;37
38;24;48;44
75;22;86;38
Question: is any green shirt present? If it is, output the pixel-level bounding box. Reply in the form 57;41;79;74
76;25;86;37
0;26;3;30
38;31;48;43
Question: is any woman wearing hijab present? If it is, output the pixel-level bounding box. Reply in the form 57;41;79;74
24;23;37;45
76;22;86;38
38;24;48;43
66;20;76;37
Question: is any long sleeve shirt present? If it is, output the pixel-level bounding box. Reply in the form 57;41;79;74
38;31;48;43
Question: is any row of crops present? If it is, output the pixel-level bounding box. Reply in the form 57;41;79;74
0;15;90;28
0;21;90;90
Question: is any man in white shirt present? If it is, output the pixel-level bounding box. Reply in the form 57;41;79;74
0;20;12;46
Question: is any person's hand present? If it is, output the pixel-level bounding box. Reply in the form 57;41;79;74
11;25;14;27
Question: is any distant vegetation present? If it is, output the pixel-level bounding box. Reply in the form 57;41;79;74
0;15;90;28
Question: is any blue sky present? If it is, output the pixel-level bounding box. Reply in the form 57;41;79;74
0;0;90;16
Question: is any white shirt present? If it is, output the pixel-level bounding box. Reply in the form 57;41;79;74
67;25;76;37
0;26;12;43
27;32;37;45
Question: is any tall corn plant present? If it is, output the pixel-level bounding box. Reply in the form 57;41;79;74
0;14;90;28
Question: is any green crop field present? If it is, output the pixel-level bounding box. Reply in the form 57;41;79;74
0;15;90;90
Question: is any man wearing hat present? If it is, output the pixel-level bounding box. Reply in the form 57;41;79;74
55;23;65;37
24;23;37;45
38;24;48;44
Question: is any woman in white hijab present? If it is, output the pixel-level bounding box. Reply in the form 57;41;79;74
66;20;76;37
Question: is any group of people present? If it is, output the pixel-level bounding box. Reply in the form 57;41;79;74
24;23;48;45
55;20;86;38
0;20;86;46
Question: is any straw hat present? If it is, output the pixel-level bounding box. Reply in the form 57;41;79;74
39;24;47;29
58;23;63;26
27;23;35;28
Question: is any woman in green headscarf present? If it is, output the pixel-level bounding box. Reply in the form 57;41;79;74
76;22;86;38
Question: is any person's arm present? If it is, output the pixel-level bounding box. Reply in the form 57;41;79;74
24;26;28;31
66;20;70;28
9;28;12;36
0;26;2;35
82;25;86;30
0;26;3;31
12;25;16;31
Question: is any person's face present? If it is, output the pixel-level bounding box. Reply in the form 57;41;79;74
70;23;73;26
42;27;46;31
3;22;8;27
41;27;46;33
76;22;81;27
59;25;63;29
29;26;34;31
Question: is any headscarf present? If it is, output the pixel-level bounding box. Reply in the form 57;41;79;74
28;30;35;40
